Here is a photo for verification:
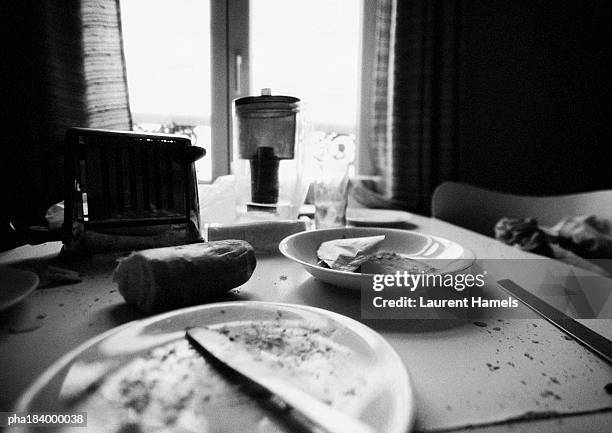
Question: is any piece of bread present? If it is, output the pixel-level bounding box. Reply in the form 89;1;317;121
364;252;438;274
113;240;256;314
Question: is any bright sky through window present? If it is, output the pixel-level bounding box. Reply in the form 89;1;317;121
251;0;362;134
120;0;211;124
120;0;362;181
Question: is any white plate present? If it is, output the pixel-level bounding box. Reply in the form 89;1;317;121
0;267;39;311
347;209;413;227
13;302;414;433
279;227;476;290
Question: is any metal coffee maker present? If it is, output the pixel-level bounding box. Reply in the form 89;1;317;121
232;89;307;220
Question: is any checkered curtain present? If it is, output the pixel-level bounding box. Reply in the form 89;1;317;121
0;0;131;233
361;0;461;214
81;0;133;130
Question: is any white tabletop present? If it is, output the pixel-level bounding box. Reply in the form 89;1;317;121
1;213;611;432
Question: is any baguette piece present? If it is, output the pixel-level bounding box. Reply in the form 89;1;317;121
113;240;256;314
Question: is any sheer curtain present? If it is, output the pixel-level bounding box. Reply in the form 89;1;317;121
0;0;131;241
356;0;461;214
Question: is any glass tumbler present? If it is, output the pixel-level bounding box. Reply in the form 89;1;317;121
313;134;354;229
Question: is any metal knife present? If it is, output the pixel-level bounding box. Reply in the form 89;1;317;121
186;327;377;433
497;279;612;364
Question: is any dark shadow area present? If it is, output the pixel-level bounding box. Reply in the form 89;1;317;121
458;0;611;195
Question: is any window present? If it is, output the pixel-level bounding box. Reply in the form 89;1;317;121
120;0;368;182
250;0;361;134
120;0;213;180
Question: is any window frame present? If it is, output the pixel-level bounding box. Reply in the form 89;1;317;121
212;0;374;180
124;0;374;182
210;0;249;181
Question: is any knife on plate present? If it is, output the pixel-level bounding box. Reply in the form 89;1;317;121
186;327;377;433
497;279;612;364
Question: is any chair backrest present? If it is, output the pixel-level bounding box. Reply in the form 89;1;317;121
431;181;612;236
63;127;205;232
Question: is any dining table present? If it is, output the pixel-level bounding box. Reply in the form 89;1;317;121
1;211;611;432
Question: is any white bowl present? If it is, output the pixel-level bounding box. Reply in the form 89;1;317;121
279;227;476;290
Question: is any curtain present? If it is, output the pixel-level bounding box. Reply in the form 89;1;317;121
357;0;461;214
0;0;131;238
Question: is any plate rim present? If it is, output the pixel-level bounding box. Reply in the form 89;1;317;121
14;301;415;433
0;267;40;311
279;227;476;278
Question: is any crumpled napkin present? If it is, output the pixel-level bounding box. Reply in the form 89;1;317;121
495;215;612;277
494;218;553;257
548;215;612;259
45;201;65;230
316;235;385;272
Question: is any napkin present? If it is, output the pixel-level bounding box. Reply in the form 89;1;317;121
495;216;612;277
548;215;612;259
204;220;307;254
317;235;385;272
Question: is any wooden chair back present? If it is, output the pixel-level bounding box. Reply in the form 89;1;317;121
431;181;612;236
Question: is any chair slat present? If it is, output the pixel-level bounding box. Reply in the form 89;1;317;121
84;138;102;219
140;143;150;212
165;153;174;210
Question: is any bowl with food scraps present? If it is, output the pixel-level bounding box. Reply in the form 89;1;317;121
279;227;476;290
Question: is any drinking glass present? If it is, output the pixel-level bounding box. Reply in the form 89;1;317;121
313;134;354;229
